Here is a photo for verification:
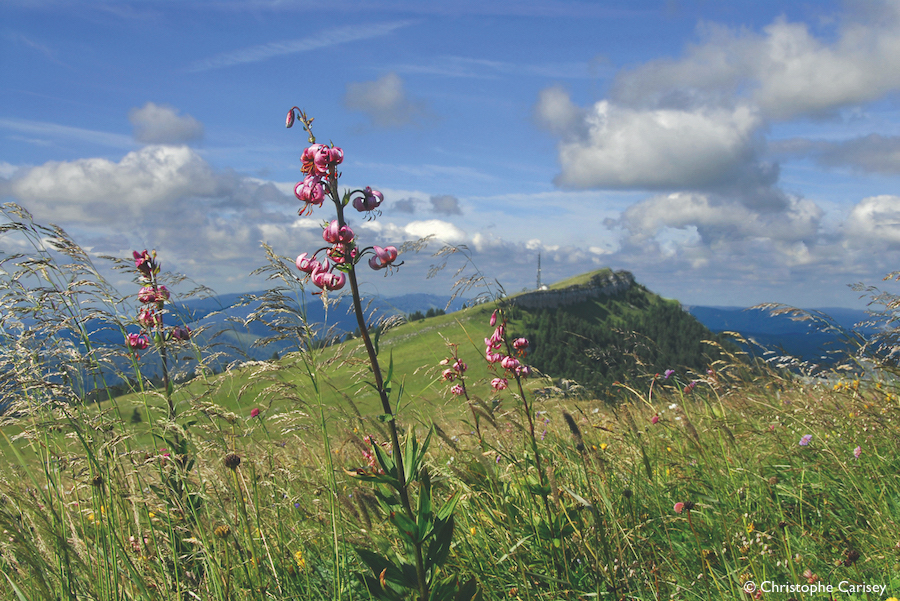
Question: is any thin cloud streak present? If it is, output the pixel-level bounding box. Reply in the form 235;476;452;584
186;20;415;72
0;118;135;149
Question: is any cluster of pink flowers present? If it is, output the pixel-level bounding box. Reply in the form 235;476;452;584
286;124;402;292
440;356;468;396
289;146;399;291
296;253;346;292
485;309;531;383
127;249;190;355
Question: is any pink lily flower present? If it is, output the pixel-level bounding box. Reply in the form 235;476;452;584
296;253;315;273
138;307;161;328
490;310;497;327
513;337;529;351
352;187;384;212
368;246;398;270
491;378;508;391
323;220;355;244
295;175;325;213
500;356;520;371
310;260;345;291
127;333;149;351
441;368;456;381
450;384;464;396
485;350;503;363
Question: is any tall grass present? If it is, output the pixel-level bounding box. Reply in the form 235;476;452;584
3;135;900;599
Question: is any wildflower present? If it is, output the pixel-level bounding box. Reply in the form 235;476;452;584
294;549;306;571
516;365;532;378
285;108;296;128
853;445;862;459
138;285;169;304
127;333;149;351
323;220;354;244
450;384;464;396
295;174;326;212
512;337;528;351
214;525;230;538
138;307;161;328
368;245;399;270
295;252;319;274
132;249;157;278
352;187;384;212
223;453;241;470
674;502;684;514
491;378;508;391
441;368;456;381
651;415;659;425
664;369;675;379
453;358;467;373
171;326;191;341
500;355;519;371
485;350;503;363
684;380;697;394
250;408;260;419
799;434;812;446
301;143;342;176
310;260;346;291
490;310;497;326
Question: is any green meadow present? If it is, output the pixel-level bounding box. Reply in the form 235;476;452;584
1;206;899;600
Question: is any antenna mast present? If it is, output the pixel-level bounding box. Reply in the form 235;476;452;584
537;252;542;290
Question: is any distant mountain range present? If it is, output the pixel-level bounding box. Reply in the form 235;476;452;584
685;305;877;364
177;291;878;366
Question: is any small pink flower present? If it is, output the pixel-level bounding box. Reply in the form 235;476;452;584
310;261;345;291
512;338;529;351
441;368;456;381
853;445;862;459
516;365;532;378
127;333;149;351
138;285;169;304
296;253;319;274
485;350;503;363
450;384;464;396
250;408;260;419
799;434;812;446
490;310;497;327
651;415;659;424
352;187;384;212
491;378;508;391
138;307;161;328
132;250;156;277
301;144;343;176
673;502;684;514
453;359;467;373
294;175;326;212
285;108;296;128
500;356;519;371
171;326;191;341
323;220;354;244
368;246;399;270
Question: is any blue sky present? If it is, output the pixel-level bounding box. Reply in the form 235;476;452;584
3;0;900;309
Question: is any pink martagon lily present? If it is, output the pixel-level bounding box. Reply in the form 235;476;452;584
368;245;399;270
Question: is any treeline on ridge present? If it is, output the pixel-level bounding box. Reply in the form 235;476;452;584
509;284;730;394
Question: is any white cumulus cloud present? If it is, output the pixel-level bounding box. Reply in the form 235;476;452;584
129;102;204;145
345;73;427;128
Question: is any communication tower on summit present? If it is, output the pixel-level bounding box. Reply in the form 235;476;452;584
536;253;542;290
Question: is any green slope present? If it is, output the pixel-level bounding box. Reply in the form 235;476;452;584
99;269;725;425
